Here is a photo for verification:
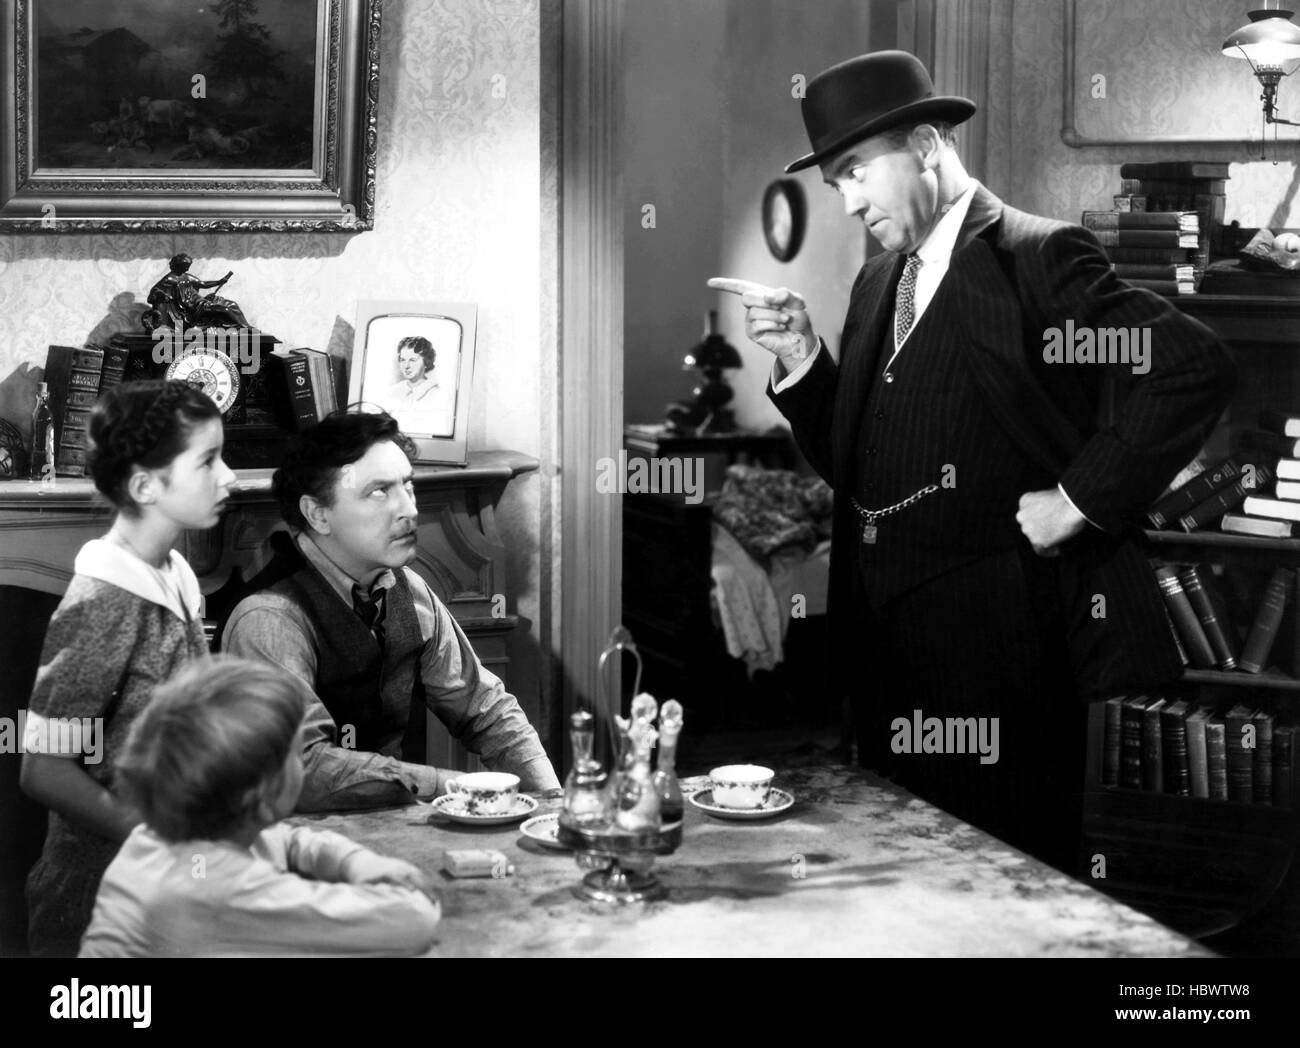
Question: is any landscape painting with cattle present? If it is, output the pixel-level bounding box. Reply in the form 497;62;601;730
35;0;319;171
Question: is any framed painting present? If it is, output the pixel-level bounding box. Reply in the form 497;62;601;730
348;301;478;466
0;0;381;231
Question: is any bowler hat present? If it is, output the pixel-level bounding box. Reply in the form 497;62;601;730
785;50;976;174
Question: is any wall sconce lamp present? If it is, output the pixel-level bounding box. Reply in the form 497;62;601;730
1223;2;1300;129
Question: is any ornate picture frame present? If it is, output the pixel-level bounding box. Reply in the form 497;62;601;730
762;178;806;262
0;0;381;231
348;300;478;467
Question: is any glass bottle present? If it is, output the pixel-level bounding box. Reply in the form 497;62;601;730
615;720;662;833
29;383;53;482
654;699;684;827
561;710;610;829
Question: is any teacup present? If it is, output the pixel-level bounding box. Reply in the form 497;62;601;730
709;765;774;809
446;772;520;815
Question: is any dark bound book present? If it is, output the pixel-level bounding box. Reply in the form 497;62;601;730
1206;716;1229;802
1226;704;1255;804
1178;464;1273;531
1242;429;1300;459
43;344;105;478
267;351;318;432
1154;564;1218;668
1119;161;1231;180
1142;697;1167;793
1121;695;1147;790
1102;696;1123;788
1083;211;1198;231
1161;699;1191;796
1105;246;1195;265
1090;229;1199;249
1177;564;1239;670
1240;567;1295;673
1148;456;1244;527
1123;278;1194;295
1253;709;1274;805
1275;726;1294;810
1113;263;1195;282
1186;705;1215;799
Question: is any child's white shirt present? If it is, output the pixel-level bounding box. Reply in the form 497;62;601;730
78;823;440;957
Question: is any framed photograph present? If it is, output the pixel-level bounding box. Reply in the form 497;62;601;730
762;178;806;262
0;0;382;231
348;301;478;466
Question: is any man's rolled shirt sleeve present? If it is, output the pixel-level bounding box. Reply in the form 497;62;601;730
1029;225;1236;533
413;579;560;792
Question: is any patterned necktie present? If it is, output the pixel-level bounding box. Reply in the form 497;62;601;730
894;253;923;350
351;584;388;645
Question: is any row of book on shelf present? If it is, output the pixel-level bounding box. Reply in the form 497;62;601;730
41;342;346;476
1081;160;1229;296
1103;696;1291;808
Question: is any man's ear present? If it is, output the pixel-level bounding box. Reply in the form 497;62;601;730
125;467;157;509
299;494;331;536
913;124;942;168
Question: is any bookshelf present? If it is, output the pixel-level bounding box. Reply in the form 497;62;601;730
1079;296;1300;946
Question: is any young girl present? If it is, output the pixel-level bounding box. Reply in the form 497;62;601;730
20;379;236;956
79;656;440;957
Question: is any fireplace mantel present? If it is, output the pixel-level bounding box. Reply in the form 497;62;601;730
0;449;540;769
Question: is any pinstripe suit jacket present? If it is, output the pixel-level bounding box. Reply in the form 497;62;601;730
769;185;1237;703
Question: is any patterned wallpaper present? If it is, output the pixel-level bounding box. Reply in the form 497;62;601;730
1003;0;1300;229
0;0;558;732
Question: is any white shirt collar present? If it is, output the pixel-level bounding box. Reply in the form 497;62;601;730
75;538;202;623
914;179;978;265
294;530;396;608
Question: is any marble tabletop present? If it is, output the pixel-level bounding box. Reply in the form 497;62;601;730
292;763;1212;958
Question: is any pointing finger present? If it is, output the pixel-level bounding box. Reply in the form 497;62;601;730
708;277;776;298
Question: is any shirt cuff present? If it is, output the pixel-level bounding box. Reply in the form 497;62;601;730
770;339;822;393
1058;483;1100;531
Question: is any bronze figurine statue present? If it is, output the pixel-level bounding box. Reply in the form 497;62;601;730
141;253;251;334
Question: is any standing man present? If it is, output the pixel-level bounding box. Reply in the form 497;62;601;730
712;51;1234;871
222;412;559;810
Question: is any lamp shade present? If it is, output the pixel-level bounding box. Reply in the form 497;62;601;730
1223;7;1300;65
683;310;743;371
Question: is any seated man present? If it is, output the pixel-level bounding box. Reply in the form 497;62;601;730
222;411;559;809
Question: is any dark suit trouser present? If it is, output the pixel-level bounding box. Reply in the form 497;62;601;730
851;545;1089;875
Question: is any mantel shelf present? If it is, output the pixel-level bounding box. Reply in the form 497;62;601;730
0;449;540;512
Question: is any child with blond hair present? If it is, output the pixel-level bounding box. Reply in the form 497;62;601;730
79;656;440;957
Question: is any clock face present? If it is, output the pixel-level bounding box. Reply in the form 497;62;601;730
165;349;241;415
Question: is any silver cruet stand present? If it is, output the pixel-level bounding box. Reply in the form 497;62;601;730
555;626;683;903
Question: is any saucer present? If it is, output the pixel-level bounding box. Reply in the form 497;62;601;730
428;793;538;826
519;813;570;850
688;787;795;821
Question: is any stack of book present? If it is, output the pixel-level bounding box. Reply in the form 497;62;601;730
1145;453;1269;534
267;347;346;432
1152;559;1293;676
1103;695;1292;807
1085;160;1230;293
42;343;131;477
1226;411;1300;538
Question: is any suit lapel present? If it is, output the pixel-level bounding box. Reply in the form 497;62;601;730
833;251;904;484
945;191;1085;477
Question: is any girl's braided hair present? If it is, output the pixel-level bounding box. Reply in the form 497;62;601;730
87;379;222;513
